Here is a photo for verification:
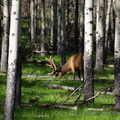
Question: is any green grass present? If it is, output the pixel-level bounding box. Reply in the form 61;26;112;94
0;54;118;120
13;106;120;120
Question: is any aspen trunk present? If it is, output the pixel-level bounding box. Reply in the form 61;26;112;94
74;0;79;52
105;0;112;52
79;0;84;54
4;0;21;119
58;0;66;66
1;0;9;71
30;0;36;46
84;0;94;102
95;0;105;71
114;0;120;111
51;0;57;54
41;0;46;56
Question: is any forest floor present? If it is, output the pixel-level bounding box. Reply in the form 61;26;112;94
0;72;118;120
0;54;119;120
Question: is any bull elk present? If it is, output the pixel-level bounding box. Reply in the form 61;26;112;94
46;54;84;80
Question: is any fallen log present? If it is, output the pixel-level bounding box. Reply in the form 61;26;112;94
41;84;83;91
21;103;77;110
0;73;6;76
22;74;54;78
86;108;106;111
25;58;49;64
32;78;114;82
42;84;114;95
94;79;114;83
105;64;114;68
33;79;80;82
16;115;47;118
37;104;77;110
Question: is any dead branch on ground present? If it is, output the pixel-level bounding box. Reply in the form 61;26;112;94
77;84;114;106
42;84;114;95
41;84;83;91
21;103;77;110
60;84;84;105
25;58;49;64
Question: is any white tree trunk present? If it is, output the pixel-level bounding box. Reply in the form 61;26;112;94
30;0;36;46
105;0;112;51
114;0;120;111
57;0;61;55
60;0;66;66
41;0;46;56
95;0;104;71
1;0;9;71
109;0;115;52
0;1;1;32
4;0;21;119
79;0;84;54
84;0;94;102
74;0;79;52
51;0;57;53
15;1;22;106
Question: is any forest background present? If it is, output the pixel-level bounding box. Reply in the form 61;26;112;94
0;0;120;120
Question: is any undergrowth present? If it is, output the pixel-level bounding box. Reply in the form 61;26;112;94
0;54;118;120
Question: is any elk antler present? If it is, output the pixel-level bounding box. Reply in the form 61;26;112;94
45;56;57;75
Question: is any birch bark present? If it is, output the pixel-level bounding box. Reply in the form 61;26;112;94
84;0;94;102
41;0;46;55
1;0;9;71
95;0;105;71
51;0;57;54
114;0;120;111
4;0;21;119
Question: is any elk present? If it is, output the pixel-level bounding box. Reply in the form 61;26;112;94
46;54;84;80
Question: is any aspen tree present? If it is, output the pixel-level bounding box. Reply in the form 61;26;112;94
41;0;46;56
84;0;94;102
95;0;105;71
1;0;9;71
4;0;21;119
51;0;57;54
114;0;120;111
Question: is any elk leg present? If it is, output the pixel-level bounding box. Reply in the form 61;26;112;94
72;71;75;80
82;67;84;81
71;68;76;80
73;73;75;80
78;70;81;81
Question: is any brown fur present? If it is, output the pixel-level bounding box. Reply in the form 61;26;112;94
56;54;83;80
